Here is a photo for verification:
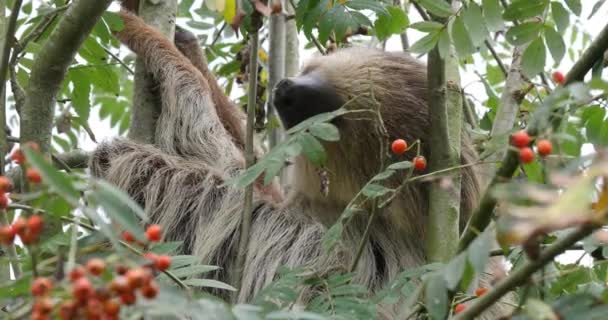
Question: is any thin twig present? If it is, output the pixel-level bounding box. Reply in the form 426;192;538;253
484;39;508;77
103;47;134;75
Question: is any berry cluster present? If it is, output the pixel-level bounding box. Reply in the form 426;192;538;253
391;139;427;172
30;225;172;320
510;130;553;164
453;287;490;314
0;214;44;245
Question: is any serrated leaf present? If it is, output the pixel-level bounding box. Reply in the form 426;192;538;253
503;0;549;21
387;161;413;170
298;133;327;166
182;279;236;291
170;265;220;278
309;123;340;141
371;170;395;181
23;149;79;204
409;30;440;54
345;0;389;15
408;21;444;32
463;2;488;46
505;21;543;46
482;0;504;32
374;6;409;41
425;273;448;320
565;0;582;16
418;0;454;18
150;241;183;254
551;2;570;33
451;16;475;57
361;184;392;198
544;26;565;64
521;37;546;79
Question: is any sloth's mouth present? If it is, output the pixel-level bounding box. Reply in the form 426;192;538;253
272;73;344;129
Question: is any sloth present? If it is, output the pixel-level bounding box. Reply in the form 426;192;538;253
90;10;507;318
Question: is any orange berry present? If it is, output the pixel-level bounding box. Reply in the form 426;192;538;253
391;139;408;155
519;147;535;164
511;130;530;148
27;214;44;235
0;176;12;192
119;291;136;305
10;148;25;164
103;299;120;316
141;281;159;299
0;193;9;209
455;303;466;314
155;255;172;271
26;168;42;184
72;277;93;302
536;139;552;157
31;312;49;320
86;298;104;318
121;231;135;243
109;276;130;294
0;225;15;245
58;300;76;320
31;277;53;296
126;267;146;289
86;258;106;276
20;229;37;245
475;287;489;297
552;71;565;85
115;264;129;275
145;224;162;242
12;217;27;236
68;266;86;282
34;297;54;314
413;156;427;172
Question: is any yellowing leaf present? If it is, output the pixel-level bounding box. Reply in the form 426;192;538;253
205;0;224;12
224;0;237;23
258;49;268;63
593;182;608;219
260;70;268;85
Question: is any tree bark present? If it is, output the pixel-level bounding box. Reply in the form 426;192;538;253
267;9;285;148
127;0;178;144
21;0;112;151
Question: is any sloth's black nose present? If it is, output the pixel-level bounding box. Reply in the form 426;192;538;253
273;79;294;106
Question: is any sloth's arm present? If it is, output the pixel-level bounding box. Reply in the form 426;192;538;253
115;11;241;163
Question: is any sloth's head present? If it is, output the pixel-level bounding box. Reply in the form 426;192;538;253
273;48;431;210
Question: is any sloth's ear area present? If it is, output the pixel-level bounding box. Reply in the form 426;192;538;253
272;73;344;129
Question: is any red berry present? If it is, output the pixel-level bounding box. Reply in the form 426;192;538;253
86;258;106;276
519;147;535;164
391;139;408;155
475;287;489;297
119;291;136;305
31;277;53;296
455;303;466;314
552;71;566;85
104;299;121;316
413;156;427;172
115;264;129;275
68;266;86;282
536;139;552;157
511;130;530;148
10;148;25;164
0;176;12;192
12;217;27;236
26;168;42;184
27;215;44;235
155;255;172;271
72;277;93;301
0;225;15;245
141;281;159;299
20;229;37;245
121;231;135;243
145;224;162;242
126;267;146;289
0;193;9;209
86;298;104;318
109;276;130;294
34;297;54;314
143;252;158;262
58;300;76;320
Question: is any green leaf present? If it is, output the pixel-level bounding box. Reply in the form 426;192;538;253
345;0;390;15
178;0;194;16
70;69;91;121
451;16;475;57
467;228;492;274
505;21;543;46
298;133;327;166
551;2;570;33
589;0;606;19
437;28;451;59
444;253;467;290
371;170;395;182
409;31;440;54
309;123;340;141
374;6;409;41
418;0;454;18
182;279;236;291
361;184;393;198
408;21;444;32
102;11;124;32
23;149;79;204
425;273;448;320
150;241;183;255
322;223;343;252
521;37;547;79
170;265;220;278
463;2;489;46
544;26;565;64
482;0;504;32
503;0;549;21
565;0;582;16
387;161;413;170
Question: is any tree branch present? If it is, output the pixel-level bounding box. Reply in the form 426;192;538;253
454;225;597;319
267;3;286;148
127;0;178;144
459;22;608;252
20;0;113;151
